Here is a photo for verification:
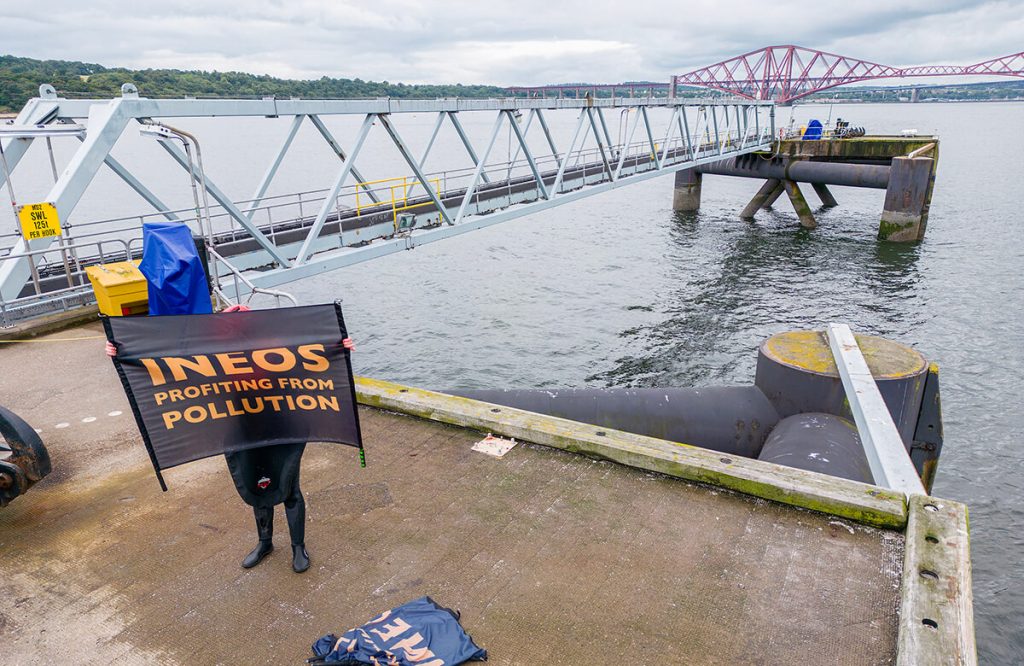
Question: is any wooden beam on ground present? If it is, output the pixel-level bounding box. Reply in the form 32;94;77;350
896;495;977;665
354;376;907;529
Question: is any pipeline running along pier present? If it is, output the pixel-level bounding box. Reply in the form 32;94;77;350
2;85;937;327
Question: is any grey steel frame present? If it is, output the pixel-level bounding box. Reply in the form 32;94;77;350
1;84;774;302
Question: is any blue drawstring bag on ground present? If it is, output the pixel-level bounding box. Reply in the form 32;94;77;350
139;222;212;315
309;596;487;665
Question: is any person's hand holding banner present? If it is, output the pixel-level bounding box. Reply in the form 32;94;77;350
103;302;364;490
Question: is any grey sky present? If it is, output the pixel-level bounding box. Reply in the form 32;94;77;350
2;0;1022;85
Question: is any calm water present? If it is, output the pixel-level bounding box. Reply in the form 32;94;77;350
305;103;1024;664
9;100;1024;662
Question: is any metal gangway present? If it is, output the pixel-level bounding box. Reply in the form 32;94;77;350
0;84;774;324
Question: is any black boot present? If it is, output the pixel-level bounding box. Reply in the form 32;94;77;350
292;543;310;573
242;506;274;569
242;540;273;568
284;488;308;573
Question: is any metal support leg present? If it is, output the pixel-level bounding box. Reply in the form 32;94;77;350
586;108;614;180
614;108;642;180
812;182;839;207
660;106;680;165
296;113;375;265
378;114;453;225
1;100;130;302
783;180;817;229
446;112;491;184
405;112;446;199
247;114;304;217
88;140;181;222
154;135;292;267
505;110;549;199
679;106;693;159
535;109;562;170
762;184;784;209
453;113;505;223
740;179;781;219
640;107;661;169
552;110;588;195
307;114;380;203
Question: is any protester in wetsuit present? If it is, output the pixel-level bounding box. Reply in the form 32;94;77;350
105;303;355;573
225;438;310;572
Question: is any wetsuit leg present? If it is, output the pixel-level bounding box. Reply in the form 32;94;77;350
254;504;274;543
284;485;305;546
242;504;276;569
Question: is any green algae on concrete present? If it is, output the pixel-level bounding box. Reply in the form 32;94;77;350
355;376;909;529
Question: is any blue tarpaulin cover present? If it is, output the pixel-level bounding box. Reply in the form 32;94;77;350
802;119;824;140
139;222;212;316
310;596;487;665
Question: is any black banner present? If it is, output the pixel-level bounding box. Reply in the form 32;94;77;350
103;302;363;490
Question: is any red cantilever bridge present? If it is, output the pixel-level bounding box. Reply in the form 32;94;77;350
507;45;1024;104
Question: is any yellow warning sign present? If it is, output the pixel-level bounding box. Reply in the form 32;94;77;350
17;202;62;241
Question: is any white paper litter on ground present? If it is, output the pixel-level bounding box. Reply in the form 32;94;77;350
471;433;518;458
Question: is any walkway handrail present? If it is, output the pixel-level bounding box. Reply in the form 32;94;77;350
207;246;297;308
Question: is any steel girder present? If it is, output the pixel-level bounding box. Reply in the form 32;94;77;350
672;45;1024;104
502;47;1024;105
1;89;773;303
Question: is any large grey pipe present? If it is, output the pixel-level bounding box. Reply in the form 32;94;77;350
452;387;780;458
699;157;891;189
757;413;873;484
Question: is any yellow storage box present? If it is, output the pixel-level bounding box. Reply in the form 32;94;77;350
85;261;149;316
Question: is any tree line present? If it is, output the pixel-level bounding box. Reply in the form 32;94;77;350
0;55;507;112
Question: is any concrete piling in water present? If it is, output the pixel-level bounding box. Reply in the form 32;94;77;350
879;156;937;242
782;180;816;229
812;183;838;208
672;168;702;211
740;179;782;219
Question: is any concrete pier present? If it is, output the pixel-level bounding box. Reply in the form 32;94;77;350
693;136;939;241
879;155;938;241
0;322;976;664
672;168;702;211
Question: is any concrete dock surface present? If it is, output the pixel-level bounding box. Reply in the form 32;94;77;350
0;322;904;664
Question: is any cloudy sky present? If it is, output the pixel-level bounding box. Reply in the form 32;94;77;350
2;0;1022;85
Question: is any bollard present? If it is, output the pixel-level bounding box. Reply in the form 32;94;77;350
754;330;928;448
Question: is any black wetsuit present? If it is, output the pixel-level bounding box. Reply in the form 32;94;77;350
225;442;306;547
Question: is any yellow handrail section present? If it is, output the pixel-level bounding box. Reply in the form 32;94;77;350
354;176;442;228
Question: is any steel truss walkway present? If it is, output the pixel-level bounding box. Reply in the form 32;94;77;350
0;84;773;317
